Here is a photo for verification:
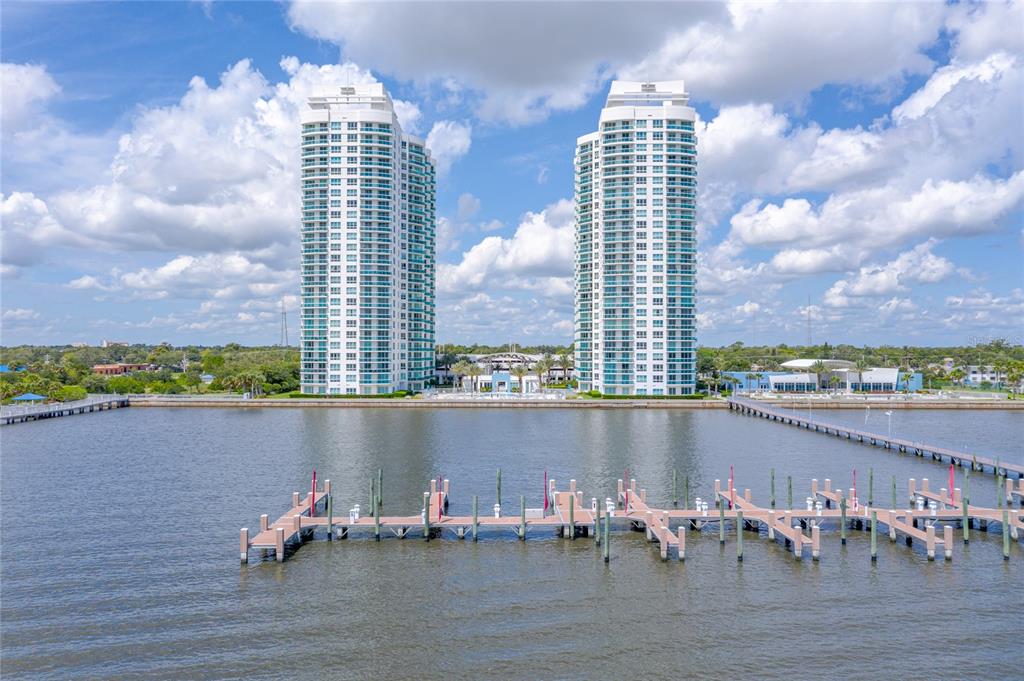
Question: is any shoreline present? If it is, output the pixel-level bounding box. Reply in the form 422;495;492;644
127;396;1024;410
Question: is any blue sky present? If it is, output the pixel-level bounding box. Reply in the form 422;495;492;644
1;1;1022;347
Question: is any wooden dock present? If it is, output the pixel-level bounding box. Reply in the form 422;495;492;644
0;395;129;425
241;472;1022;564
727;396;1023;479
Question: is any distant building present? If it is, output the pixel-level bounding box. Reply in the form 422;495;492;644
101;340;129;348
92;363;156;376
70;342;89;348
723;360;922;394
963;365;1007;386
459;371;542;394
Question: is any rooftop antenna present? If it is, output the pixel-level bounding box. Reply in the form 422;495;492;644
280;299;289;347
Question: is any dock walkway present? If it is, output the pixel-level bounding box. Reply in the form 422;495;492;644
727;396;1023;478
1;395;129;425
241;473;1022;564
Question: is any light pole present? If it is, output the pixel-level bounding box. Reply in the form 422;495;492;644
885;410;893;438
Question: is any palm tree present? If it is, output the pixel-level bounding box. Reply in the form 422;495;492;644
828;375;841;393
557;349;574;382
466;362;484;392
510;364;529;393
744;372;758;394
533;358;551;393
810;360;828;393
451;360;471;391
948;367;966;387
853;358;870;393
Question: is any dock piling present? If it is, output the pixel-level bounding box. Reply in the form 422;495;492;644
962;498;970;544
422;492;431;540
891;476;897;511
496;468;501;510
595;504;602;545
719;503;725;544
260;514;269;532
736;510;744;562
603;509;610;562
770;468;776;508
378;469;383;510
926;525;936;560
569;494;576;539
944;526;953;560
868;468;874;508
840;497;847;545
326;496;332;540
1003;508;1010;560
519;494;526;540
240;528;249;563
374;494;380;541
871;511;878;561
275;527;285;562
684;475;690;510
472;495;479;542
673;469;678;507
811;525;820;561
787;476;793;509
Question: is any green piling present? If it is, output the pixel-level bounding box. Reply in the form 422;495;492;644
870;511;878;561
568;494;575;540
472;495;478;542
422;492;430;540
603;509;610;562
997;474;1004;509
371;478;375;511
787;476;793;509
964;467;971;505
378;468;383;510
962;497;969;544
595;504;602;545
684;476;690;510
519;494;526;540
673;469;678;507
868;468;874;507
719;503;726;544
840;497;847;545
770;468;776;508
736;510;744;562
1003;508;1010;560
891;476;897;510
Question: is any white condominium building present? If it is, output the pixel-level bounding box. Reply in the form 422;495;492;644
574;81;697;395
300;83;436;395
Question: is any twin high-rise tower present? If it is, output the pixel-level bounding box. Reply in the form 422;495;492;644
299;84;436;395
574;81;698;395
300;80;695;396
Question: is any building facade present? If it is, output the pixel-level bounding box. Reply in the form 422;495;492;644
574;81;697;395
300;84;436;395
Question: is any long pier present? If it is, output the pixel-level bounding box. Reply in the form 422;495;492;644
727;396;1023;479
241;473;1022;564
0;395;129;425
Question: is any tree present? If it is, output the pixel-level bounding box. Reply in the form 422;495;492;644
533;357;552;392
466;362;484;392
183;367;203;393
744;372;758;394
510;364;529;393
810;360;829;392
948;368;966;387
853;358;871;393
451;360;471;391
557;349;574;382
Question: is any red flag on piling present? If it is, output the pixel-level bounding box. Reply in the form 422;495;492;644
543;470;549;512
311;468;317;517
949;464;955;504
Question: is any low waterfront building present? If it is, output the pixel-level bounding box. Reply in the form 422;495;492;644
92;363;156;376
723;364;923;394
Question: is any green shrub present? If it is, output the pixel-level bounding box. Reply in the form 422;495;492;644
54;385;88;402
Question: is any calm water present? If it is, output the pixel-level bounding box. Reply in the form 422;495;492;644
2;407;1021;680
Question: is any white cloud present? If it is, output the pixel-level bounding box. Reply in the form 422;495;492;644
0;63;60;133
425;120;471;176
618;2;946;105
892;52;1017;123
946;0;1024;60
287;0;723;124
438;199;574;294
0;192;85;270
392;98;422;133
2;308;40;321
822;241;956;308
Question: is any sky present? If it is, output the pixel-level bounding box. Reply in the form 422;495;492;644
1;0;1022;348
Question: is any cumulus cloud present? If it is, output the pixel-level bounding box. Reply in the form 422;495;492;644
0;63;60;133
0;192;86;270
2;308;40;321
438;199;574;294
823;241;957;308
425;120;471;176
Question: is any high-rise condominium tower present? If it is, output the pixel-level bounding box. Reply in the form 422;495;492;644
300;84;436;395
574;81;697;395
